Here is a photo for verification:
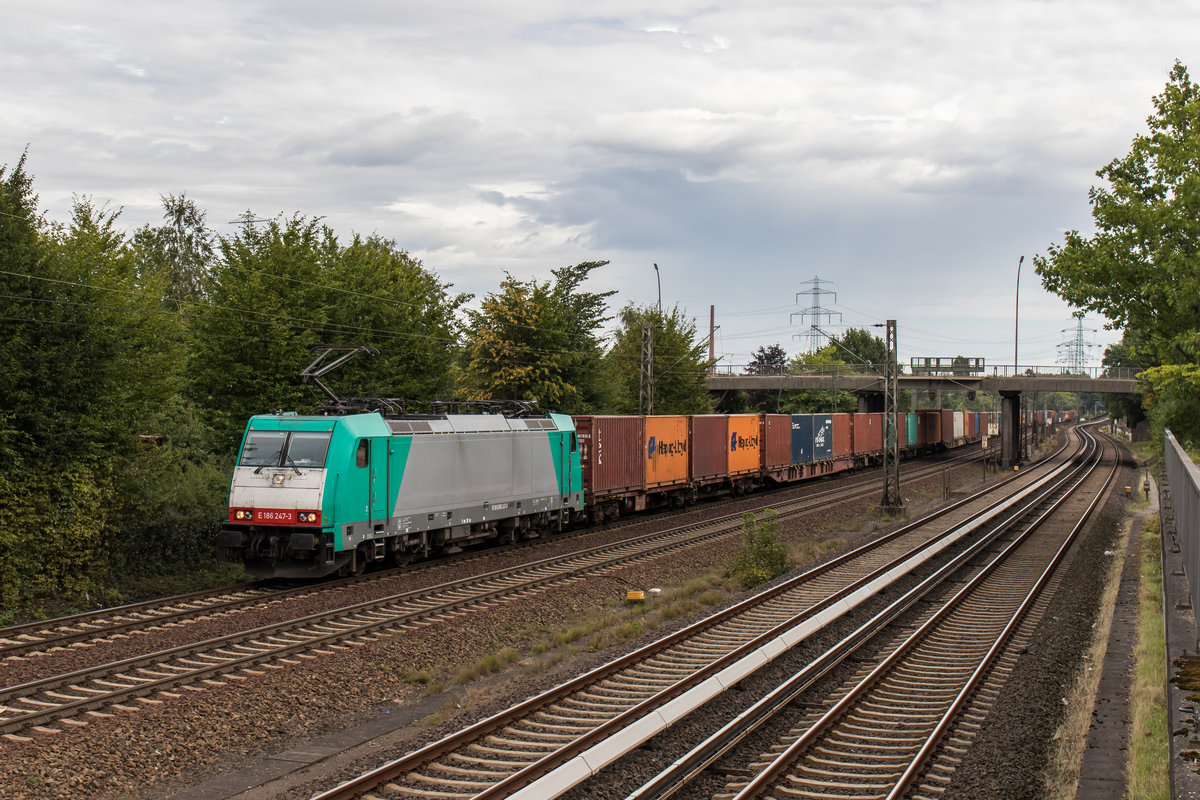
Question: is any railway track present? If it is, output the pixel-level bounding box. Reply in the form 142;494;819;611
0;447;1000;740
701;426;1115;800
0;447;990;666
301;431;1088;800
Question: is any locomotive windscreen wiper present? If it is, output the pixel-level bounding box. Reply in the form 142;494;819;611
253;450;284;474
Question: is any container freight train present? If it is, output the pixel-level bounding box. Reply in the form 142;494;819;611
217;409;1007;579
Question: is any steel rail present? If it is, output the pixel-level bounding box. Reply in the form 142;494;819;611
0;447;1008;737
623;429;1101;800
1;448;991;660
725;426;1112;800
885;429;1118;799
304;435;1084;799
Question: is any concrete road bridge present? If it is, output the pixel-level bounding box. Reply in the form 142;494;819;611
706;365;1139;396
705;364;1140;467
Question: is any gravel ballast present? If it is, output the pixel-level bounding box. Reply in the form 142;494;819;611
0;451;1098;800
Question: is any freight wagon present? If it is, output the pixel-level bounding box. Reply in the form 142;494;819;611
220;407;1003;578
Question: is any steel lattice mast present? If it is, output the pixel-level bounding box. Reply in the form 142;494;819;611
790;276;841;354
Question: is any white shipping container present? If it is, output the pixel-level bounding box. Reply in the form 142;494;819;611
953;412;965;439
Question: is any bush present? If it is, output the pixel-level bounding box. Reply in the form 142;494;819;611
725;511;789;588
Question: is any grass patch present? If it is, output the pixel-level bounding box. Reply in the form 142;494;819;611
453;646;522;685
788;537;843;567
1125;513;1169;800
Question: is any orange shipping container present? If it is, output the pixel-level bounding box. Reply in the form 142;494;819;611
644;416;690;488
728;414;761;474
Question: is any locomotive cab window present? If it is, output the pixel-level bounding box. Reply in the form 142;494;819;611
239;431;288;467
286;431;332;468
238;430;332;469
356;440;369;468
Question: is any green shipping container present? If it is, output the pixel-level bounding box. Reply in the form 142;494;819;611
905;413;918;446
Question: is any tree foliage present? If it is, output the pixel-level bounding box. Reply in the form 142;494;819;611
1036;62;1200;366
0;163;227;610
1139;364;1200;446
742;344;788;412
1035;62;1200;443
323;234;463;401
131;193;214;306
188;215;337;450
833;327;888;371
603;304;712;415
460;262;613;413
780;346;857;413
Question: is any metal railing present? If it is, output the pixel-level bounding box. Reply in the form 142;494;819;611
710;364;1143;380
1165;430;1200;650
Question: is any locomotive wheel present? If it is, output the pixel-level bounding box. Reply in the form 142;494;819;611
351;544;369;577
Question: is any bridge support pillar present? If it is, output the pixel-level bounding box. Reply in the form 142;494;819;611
1001;391;1022;468
857;393;884;413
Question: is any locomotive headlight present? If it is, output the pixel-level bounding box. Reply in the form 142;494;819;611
234;509;252;521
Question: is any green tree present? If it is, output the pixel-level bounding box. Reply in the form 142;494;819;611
188;214;337;452
1101;336;1148;424
324;234;464;401
0;151;46;463
780;346;856;413
603;304;712;415
131;193;214;306
743;344;788;411
833;327;888;371
1035;62;1200;365
1138;365;1200;445
460;261;613;413
0;164;221;610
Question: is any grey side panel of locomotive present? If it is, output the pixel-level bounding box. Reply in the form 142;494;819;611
390;424;562;536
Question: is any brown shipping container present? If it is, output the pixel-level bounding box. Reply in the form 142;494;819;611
831;412;853;457
919;409;941;445
644;416;690;489
728;414;762;474
691;415;729;481
916;410;928;445
763;414;791;468
940;409;955;444
573;415;643;496
852;412;883;454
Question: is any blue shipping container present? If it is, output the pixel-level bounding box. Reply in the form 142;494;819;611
790;414;814;464
813;414;834;461
905;413;918;446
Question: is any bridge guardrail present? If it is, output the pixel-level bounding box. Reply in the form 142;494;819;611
711;364;1143;380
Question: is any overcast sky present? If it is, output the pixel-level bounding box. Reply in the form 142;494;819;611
4;1;1194;372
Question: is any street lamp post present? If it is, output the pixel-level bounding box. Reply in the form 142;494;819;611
1011;254;1025;466
1014;255;1023;375
643;264;662;415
